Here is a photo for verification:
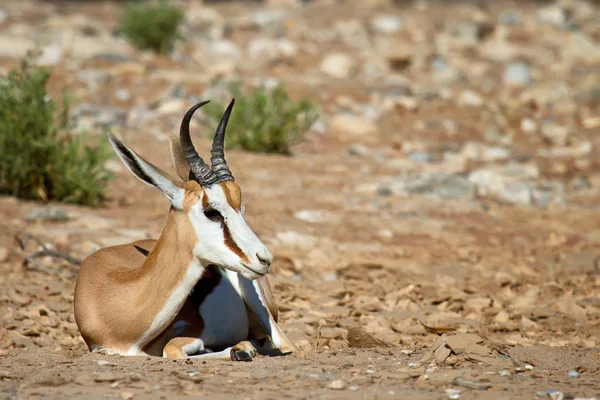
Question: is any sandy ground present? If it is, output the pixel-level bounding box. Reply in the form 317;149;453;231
1;0;600;399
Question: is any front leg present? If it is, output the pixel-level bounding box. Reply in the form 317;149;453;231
163;337;205;359
164;338;257;361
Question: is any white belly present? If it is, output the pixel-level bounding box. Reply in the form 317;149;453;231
198;269;249;348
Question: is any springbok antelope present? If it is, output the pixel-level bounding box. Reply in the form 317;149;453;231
74;99;296;361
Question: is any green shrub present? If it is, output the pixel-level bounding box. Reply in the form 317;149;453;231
0;51;113;205
120;0;184;54
201;81;320;155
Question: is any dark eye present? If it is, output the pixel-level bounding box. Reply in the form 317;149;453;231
204;208;224;222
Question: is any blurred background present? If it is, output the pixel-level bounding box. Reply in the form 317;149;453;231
1;0;600;398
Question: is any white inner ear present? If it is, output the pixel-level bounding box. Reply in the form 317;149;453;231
107;133;185;209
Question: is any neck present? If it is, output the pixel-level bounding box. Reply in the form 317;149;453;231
129;208;205;349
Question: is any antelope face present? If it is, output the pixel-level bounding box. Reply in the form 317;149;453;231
183;180;272;280
108;99;272;280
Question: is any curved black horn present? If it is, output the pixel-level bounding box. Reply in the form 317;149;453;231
210;98;235;182
179;101;217;185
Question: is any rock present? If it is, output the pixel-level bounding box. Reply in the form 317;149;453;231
249;9;287;31
504;62;531;86
536;4;569;26
532;181;565;207
407;152;433;163
376;37;413;71
447;20;493;45
329;114;377;138
458;91;484;107
568;370;580;379
78;69;111;93
320;53;355;79
121;392;135;400
562;33;600;65
387;173;474;199
247;37;297;62
320;327;348;340
456;142;511;162
275;231;318;250
328;380;346;390
114;89;130;102
294;210;339;224
208;40;242;61
370;15;402;35
521;119;537;134
498;11;521;25
0;9;7;25
36;44;63;66
469;169;532;205
27;206;69;222
156;98;186;116
0;247;8;262
540;120;570;146
347;144;370;156
94;372;125;383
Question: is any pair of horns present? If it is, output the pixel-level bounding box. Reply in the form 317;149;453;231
180;99;235;185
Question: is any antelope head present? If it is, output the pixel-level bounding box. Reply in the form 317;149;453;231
107;100;272;280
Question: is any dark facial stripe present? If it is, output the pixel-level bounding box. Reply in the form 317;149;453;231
223;223;250;262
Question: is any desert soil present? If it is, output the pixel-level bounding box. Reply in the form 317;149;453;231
1;0;600;399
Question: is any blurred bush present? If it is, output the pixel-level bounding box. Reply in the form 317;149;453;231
0;51;113;205
202;81;320;155
119;0;183;54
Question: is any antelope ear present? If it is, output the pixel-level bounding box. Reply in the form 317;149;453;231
169;134;191;182
107;133;184;207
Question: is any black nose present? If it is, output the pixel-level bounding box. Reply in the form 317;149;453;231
257;253;270;266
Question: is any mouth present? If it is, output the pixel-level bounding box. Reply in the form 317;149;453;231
241;263;266;277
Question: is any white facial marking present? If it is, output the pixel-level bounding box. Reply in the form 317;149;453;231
187;184;272;280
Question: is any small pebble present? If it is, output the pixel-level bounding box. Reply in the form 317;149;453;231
445;388;461;399
96;360;117;366
499;370;511;377
328;380;346;390
568;370;580;379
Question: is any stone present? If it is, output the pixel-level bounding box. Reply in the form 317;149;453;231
498;11;521;25
407;152;433;163
458;91;484;107
36;44;63;66
0;247;8;263
250;9;287;31
504;62;531;86
447;20;493;45
156;98;186;116
387;173;474;199
27;206;69;222
540;121;570;146
247;37;297;62
376;37;413;71
328;380;346;390
536;5;569;26
275;231;318;250
370;15;402;35
469;169;532;205
208;40;242;61
320;53;354;79
521;119;537;134
329;114;377;138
